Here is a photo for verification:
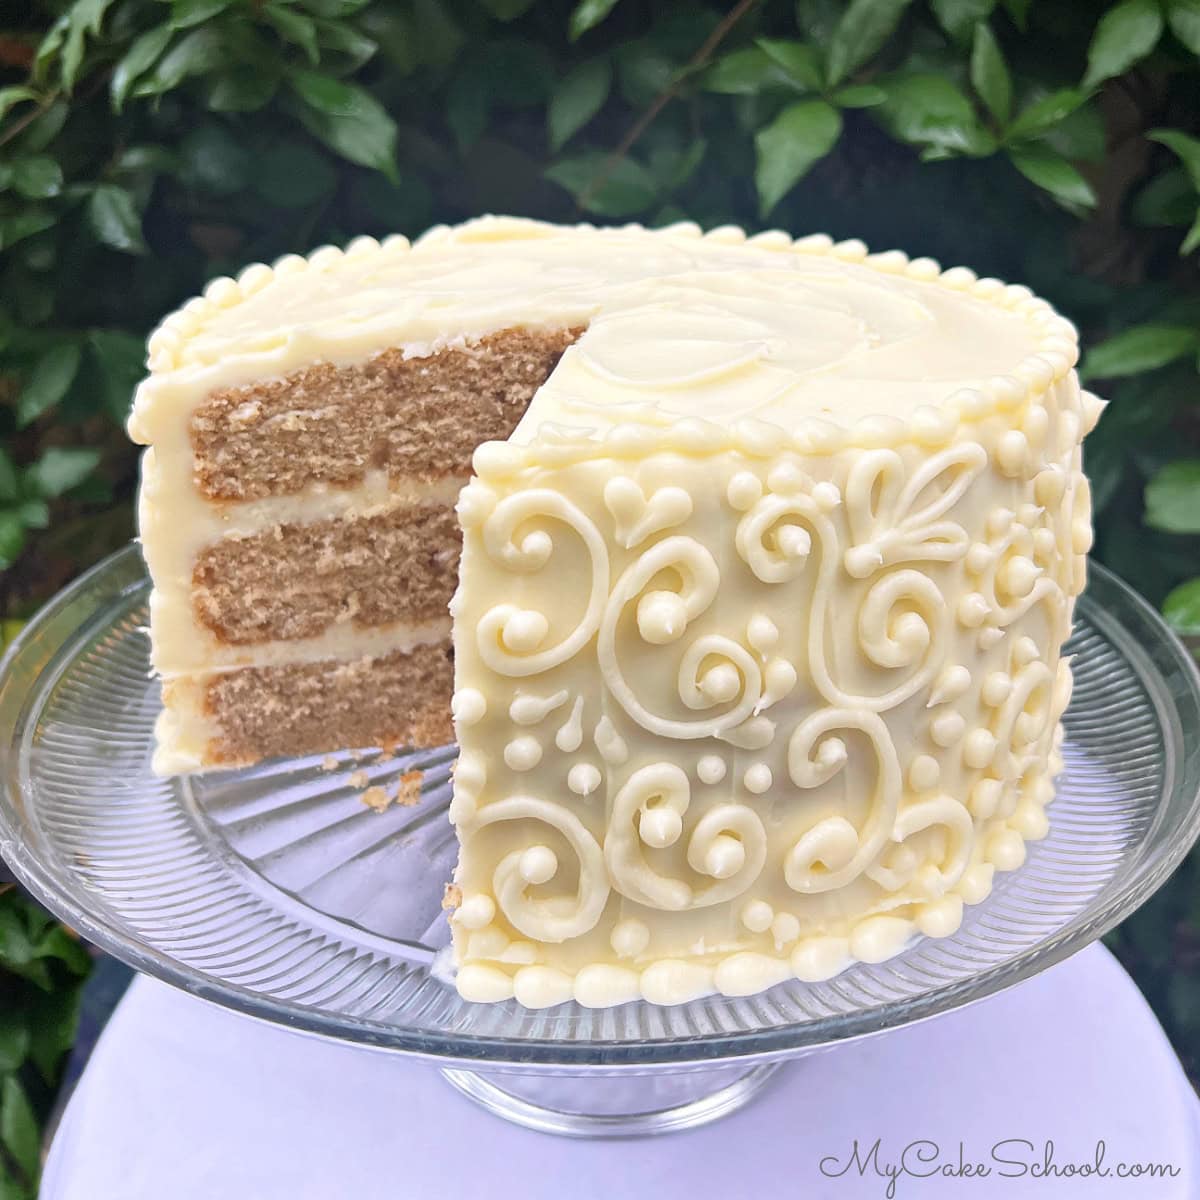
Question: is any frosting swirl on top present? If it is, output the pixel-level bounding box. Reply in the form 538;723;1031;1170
130;216;1076;444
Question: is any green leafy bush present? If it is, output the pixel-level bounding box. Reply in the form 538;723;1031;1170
0;0;1198;1154
0;888;91;1198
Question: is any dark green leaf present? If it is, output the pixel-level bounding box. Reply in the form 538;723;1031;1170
754;99;842;214
1131;169;1195;227
704;48;780;94
648;137;706;190
549;58;611;151
18;500;49;530
0;1011;29;1073
0;451;17;504
1150;129;1200;189
300;0;372;15
446;72;490;153
0;87;39;122
28;981;85;1083
1038;101;1107;162
288;73;398;176
178;123;251;195
569;0;621;42
89;330;145;421
483;40;555;108
408;0;462;66
110;24;173;110
33;924;91;975
480;0;537;18
1180;207;1200;254
265;4;320;64
171;0;235;27
1145;460;1200;533
1009;146;1097;209
545;152;658;216
1002;0;1031;26
1006;88;1086;141
253;142;337;207
114;144;178;176
1167;0;1200;53
970;23;1011;123
615;40;672;107
874;73;994;155
25;447;101;498
931;0;996;42
1164;577;1200;636
0;1078;38;1184
17;99;68;153
0;210;55;252
1082;323;1198;378
87;184;147;253
1083;0;1164;89
62;0;116;91
132;26;224;97
289;68;360;114
208;70;279;112
17;343;81;427
756;39;823;90
10;156;62;200
33;16;68;87
0;513;25;570
826;0;915;86
832;83;887;107
313;20;377;70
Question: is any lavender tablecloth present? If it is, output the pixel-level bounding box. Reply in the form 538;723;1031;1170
43;943;1199;1198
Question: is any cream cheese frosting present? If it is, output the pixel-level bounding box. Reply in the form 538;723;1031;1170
129;216;1099;1005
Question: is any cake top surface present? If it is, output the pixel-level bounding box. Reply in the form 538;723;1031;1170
130;216;1077;446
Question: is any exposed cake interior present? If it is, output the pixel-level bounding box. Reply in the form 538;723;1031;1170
157;326;581;770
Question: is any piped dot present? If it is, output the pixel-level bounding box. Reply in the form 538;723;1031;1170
743;763;773;794
610;918;650;958
519;845;558;885
741;900;774;933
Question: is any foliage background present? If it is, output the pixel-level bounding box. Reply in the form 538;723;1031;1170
2;0;1200;1188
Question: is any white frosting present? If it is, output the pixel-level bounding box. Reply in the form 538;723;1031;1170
128;216;1098;1005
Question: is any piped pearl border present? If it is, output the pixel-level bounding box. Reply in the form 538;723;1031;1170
136;216;1082;458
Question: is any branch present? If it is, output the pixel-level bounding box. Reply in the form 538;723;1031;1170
575;0;760;214
0;96;55;151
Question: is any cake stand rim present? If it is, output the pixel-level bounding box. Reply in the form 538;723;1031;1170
2;545;1198;1071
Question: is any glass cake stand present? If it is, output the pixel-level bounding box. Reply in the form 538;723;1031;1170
2;546;1199;1138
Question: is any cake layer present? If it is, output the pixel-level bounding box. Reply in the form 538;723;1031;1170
190;328;580;501
193;500;461;644
157;641;455;772
140;462;464;675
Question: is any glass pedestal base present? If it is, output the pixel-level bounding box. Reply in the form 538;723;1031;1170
439;1062;782;1137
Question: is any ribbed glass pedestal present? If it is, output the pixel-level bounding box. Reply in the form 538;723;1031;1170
2;548;1198;1136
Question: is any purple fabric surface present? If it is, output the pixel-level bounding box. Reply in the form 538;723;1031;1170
43;943;1199;1199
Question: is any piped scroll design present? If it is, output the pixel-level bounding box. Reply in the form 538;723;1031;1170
784;709;902;894
603;762;767;909
475;490;610;677
598;536;763;738
842;444;987;578
866;794;973;894
735;480;952;712
969;511;1069;637
464;795;609;942
990;658;1055;781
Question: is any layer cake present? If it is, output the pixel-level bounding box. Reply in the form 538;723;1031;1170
129;216;1100;1007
